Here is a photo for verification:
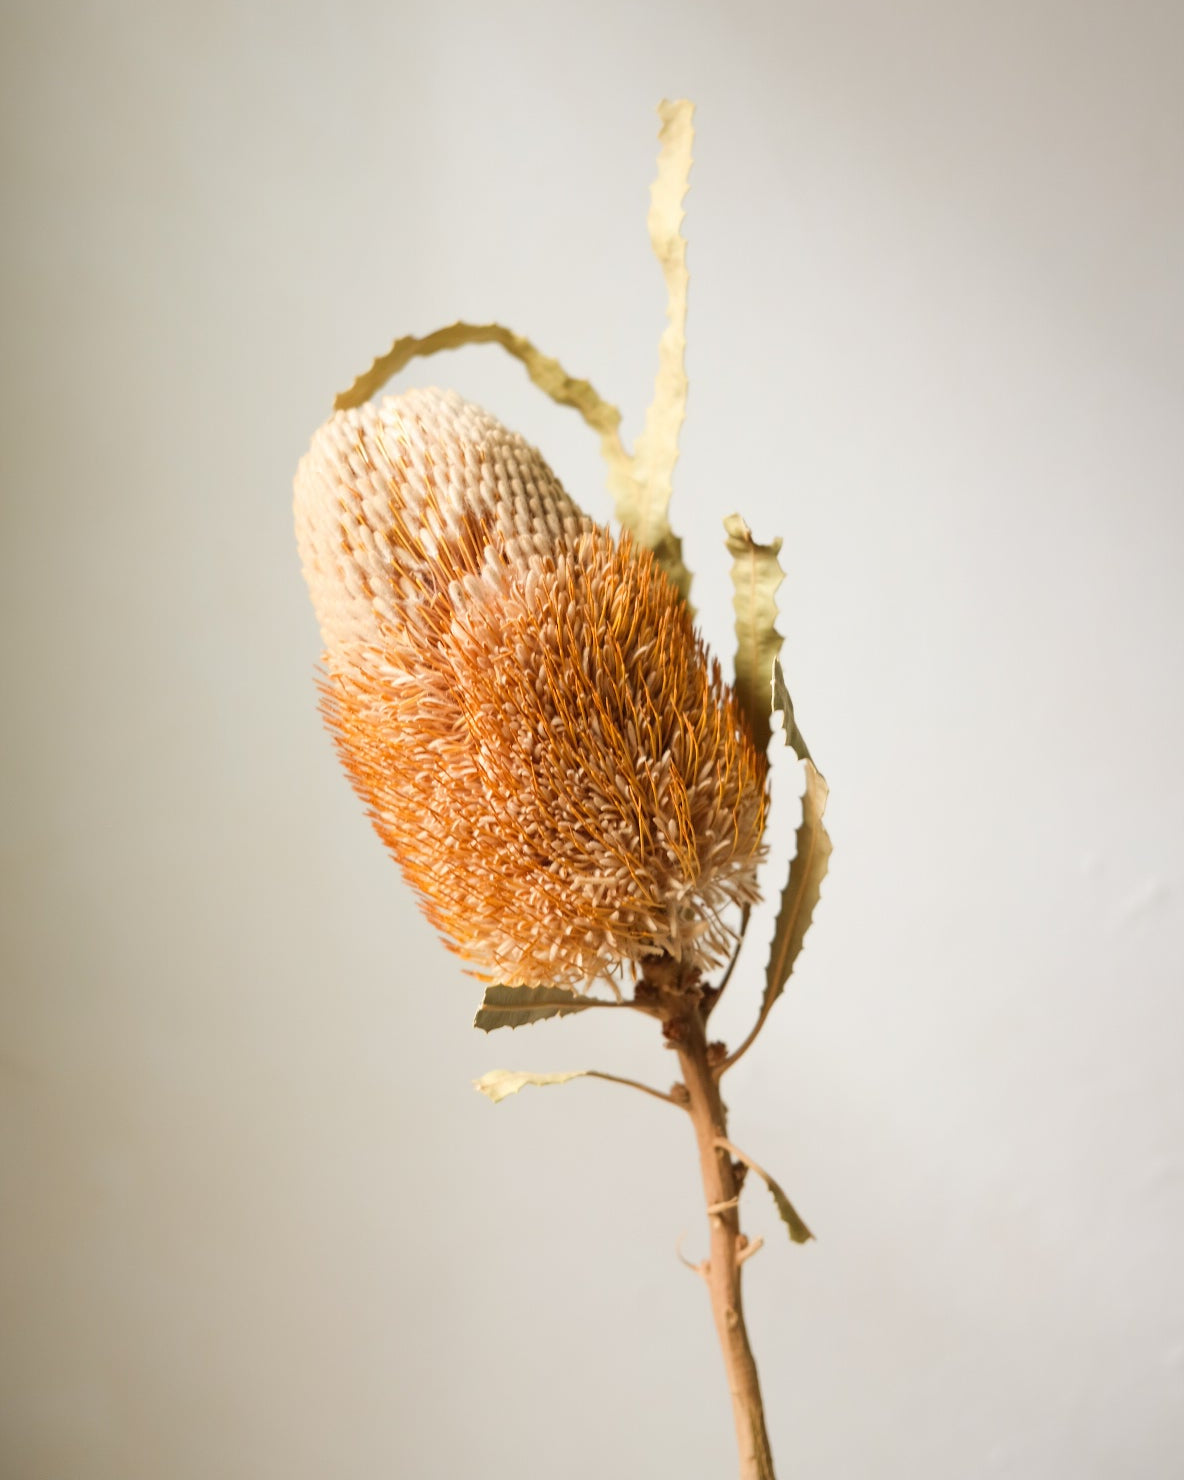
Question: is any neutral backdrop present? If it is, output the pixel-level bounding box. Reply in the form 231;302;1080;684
3;2;1182;1477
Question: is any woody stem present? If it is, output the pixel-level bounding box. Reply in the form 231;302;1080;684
671;998;777;1479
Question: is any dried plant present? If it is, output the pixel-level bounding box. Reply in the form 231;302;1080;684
294;101;831;1480
295;389;767;987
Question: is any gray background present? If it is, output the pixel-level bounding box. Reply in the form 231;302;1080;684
3;1;1182;1476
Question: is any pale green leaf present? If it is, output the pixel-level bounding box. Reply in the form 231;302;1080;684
718;1137;814;1245
757;1165;815;1246
475;1067;677;1109
764;761;831;1009
474;1069;589;1104
331;101;697;609
762;662;832;1012
771;656;812;765
719;661;832;1074
723;513;785;753
473;983;607;1033
332;319;642;529
620;97;695;607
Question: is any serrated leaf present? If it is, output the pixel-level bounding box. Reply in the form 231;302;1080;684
747;759;831;1048
331;102;697;610
621;97;694;608
474;983;604;1033
719;1137;814;1245
771;656;812;765
723;513;785;753
334;319;616;431
756;1165;814;1246
332;320;639;514
721;659;831;1073
763;667;832;1012
474;1069;589;1104
475;1067;676;1109
332;320;645;556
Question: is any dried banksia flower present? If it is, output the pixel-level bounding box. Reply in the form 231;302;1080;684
294;387;767;988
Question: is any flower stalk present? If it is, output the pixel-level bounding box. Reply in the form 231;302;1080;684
636;959;777;1479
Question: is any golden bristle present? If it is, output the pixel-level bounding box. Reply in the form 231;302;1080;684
294;388;767;987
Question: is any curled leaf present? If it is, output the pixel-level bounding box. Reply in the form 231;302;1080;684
763;759;831;1004
475;1068;679;1109
724;703;831;1073
621;97;694;607
771;657;812;765
474;1069;589;1104
332;101;697;608
723;513;785;754
332;321;639;518
764;664;831;1008
717;1137;814;1245
717;637;831;1075
474;983;611;1033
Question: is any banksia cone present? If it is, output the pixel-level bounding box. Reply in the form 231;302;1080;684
294;388;767;988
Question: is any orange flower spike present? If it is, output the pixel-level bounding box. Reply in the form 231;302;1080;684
295;387;768;989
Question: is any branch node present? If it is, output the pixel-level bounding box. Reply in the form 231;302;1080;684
662;1017;689;1047
736;1235;765;1268
675;1233;710;1282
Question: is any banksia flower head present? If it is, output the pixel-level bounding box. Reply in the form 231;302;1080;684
294;387;767;988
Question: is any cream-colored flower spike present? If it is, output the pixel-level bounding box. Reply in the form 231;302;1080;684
294;387;767;988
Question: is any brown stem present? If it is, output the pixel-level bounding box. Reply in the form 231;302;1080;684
669;994;778;1479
